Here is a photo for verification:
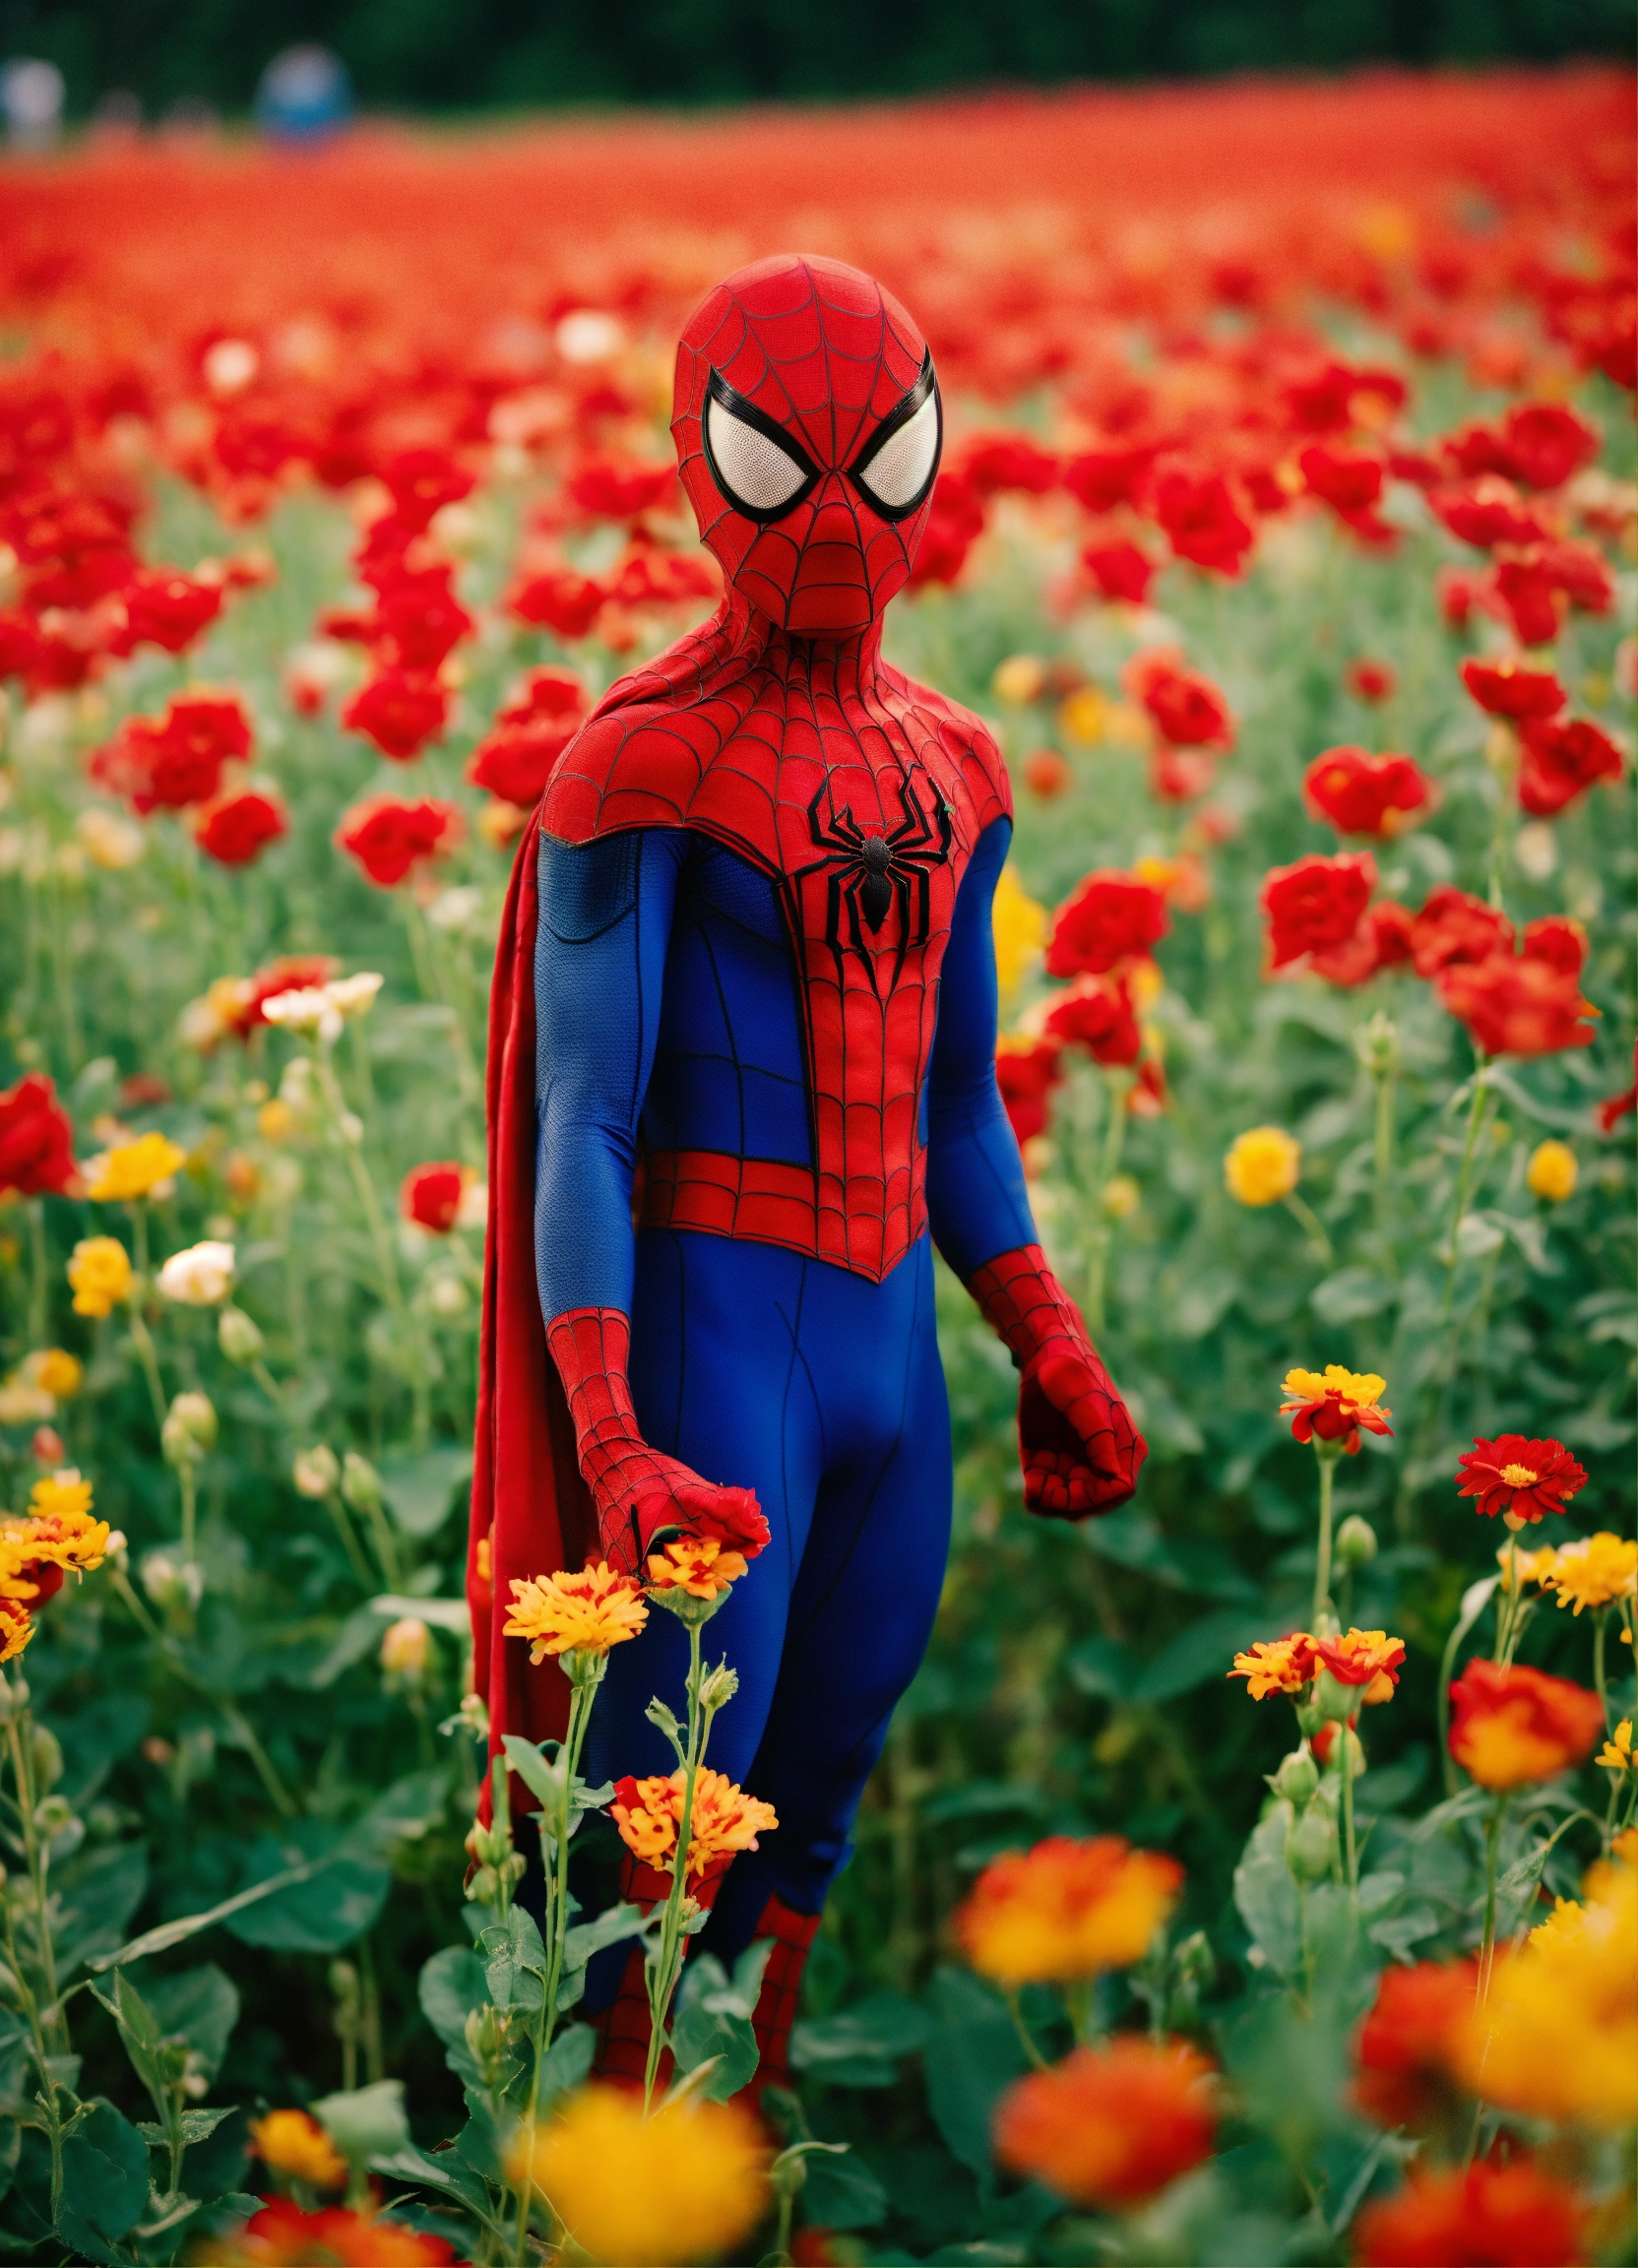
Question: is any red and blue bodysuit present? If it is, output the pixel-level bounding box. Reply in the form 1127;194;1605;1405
469;254;1146;2090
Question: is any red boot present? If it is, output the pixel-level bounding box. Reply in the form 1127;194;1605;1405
591;1854;732;2087
746;1892;822;2100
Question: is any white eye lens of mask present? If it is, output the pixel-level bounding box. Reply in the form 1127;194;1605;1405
855;387;940;513
705;394;810;515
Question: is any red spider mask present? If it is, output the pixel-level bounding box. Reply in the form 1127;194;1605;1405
672;254;942;638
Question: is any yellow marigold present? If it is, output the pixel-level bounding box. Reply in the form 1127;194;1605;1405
0;1600;33;1663
27;1469;95;1530
86;1132;187;1203
1598;1719;1634;1773
1059;685;1107;745
1455;1845;1638;2129
1544;1532;1638;1615
504;1562;648;1662
67;1235;133;1318
1526;1138;1577;1202
954;1835;1182;1986
0;1479;110;1602
646;1535;747;1600
1228;1633;1317;1699
1279;1365;1393;1452
992;864;1047;997
610;1766;777;1883
1497;1540;1559;1591
249;2108;348;2190
1527;1896;1585;1951
26;1350;83;1401
1225;1126;1300;1206
511;2084;768;2266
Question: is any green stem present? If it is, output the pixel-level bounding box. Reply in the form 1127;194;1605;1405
1342;1722;1358;1895
1372;1066;1395;1251
1440;1062;1491;1323
1593;1610;1609;1728
1004;1987;1048;2071
322;1490;375;1590
177;1460;197;1565
1477;1796;1508;2002
1313;1453;1337;1628
1085;1072;1129;1337
109;1571;298;1815
26;1201;46;1350
4;1709;64;2054
126;1303;168;1438
644;1620;709;2114
1283;1191;1333;1265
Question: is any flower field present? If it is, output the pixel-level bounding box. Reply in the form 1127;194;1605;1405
0;65;1634;2266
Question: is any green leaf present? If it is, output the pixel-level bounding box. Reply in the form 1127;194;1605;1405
137;2105;235;2146
536;2021;596;2108
1232;1805;1303;1981
790;1992;929;2087
800;2145;889;2232
1310;1266;1398;1324
920;1968;1026;2179
90;1846;353;1971
379;1445;472;1537
418;1945;489;2049
313;2079;410;2165
670;1956;763;2099
561;1900;645;1973
56;2100;151;2260
0;2119;19;2210
146;1963;240;2085
55;1842;149;1978
479;1904;547;2010
226;1831;391;1952
1131;1609;1272;1705
501;1733;565;1811
104;1968;175;2127
1064;1636;1142;1702
372;2142;496;2227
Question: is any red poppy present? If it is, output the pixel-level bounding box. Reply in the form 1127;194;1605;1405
1303;747;1431;837
908;471;985;588
380;444;475;531
1455;1433;1587;1522
402;1161;466;1232
1045;870;1169;977
1409;886;1513;978
1153;466;1253;576
1431;477;1551;551
1061;445;1156;512
1081;539;1156;604
1519;914;1587;978
468;721;579;807
0;1072;77;1198
1126;1057;1168;1117
1354;2159;1587;2268
335;795;463;889
1042;975;1142;1067
1259;851;1375;969
1517;717;1623;816
507;565;607;640
1448;1658;1605;1791
1309;898;1417;987
1354;1959;1479;2129
1490;556;1562;647
1499;401;1600;491
994;1039;1063;1145
958;432;1059;497
371;571;473;670
122;568;223;654
342;667;448;761
194;790;287;866
1438;954;1596;1058
90;691;253;814
1530;537;1614;613
1149;747;1217;801
498;665;588;724
565;454;676;520
1127;652;1234;748
1298;442;1384;514
1459;658;1566;722
1344;659;1395;702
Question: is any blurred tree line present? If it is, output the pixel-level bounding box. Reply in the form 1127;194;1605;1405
0;0;1629;117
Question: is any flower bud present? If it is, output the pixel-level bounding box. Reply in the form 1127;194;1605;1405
1335;1514;1378;1569
292;1444;341;1499
1287;1806;1336;1884
1312;1667;1359;1722
1271;1748;1320;1808
218;1304;265;1365
341;1451;383;1515
1338;1727;1366;1781
1353;1009;1400;1080
380;1616;430;1682
161;1390;217;1467
142;1550;203;1611
30;1426;64;1469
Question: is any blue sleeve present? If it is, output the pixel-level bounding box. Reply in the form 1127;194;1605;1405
534;828;687;1326
925;816;1040;1282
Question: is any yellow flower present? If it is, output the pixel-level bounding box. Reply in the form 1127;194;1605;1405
0;1600;33;1663
1598;1719;1634;1773
991;654;1046;705
257;1098;296;1142
1544;1533;1638;1615
1225;1127;1300;1206
86;1132;186;1203
504;1562;648;1662
27;1469;94;1527
646;1535;748;1600
25;1350;82;1401
953;1835;1182;1987
611;1766;777;1882
1527;1896;1585;1950
1526;1138;1577;1202
1497;1540;1558;1590
0;1474;110;1602
1228;1633;1317;1699
991;864;1046;997
1102;1173;1140;1222
510;2084;769;2266
1455;1843;1638;2128
67;1235;133;1318
1058;686;1107;744
249;2107;348;2190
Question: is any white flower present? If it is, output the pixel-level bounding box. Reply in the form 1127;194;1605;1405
327;971;384;1019
157;1240;236;1306
426;886;481;934
77;808;146;870
456;1178;487;1231
261;986;343;1044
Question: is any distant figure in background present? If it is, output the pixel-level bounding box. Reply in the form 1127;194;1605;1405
1;58;63;152
255;45;352;145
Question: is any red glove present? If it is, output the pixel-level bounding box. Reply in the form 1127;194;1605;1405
545;1308;768;1575
965;1245;1146;1517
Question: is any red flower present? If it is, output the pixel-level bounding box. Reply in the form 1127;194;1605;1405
1061;445;1156;512
1519;914;1586;978
565;454;675;520
467;722;579;808
1045;870;1169;977
994;1038;1063;1145
1597;1042;1637;1133
122;568;223;654
1409;886;1513;978
1153;466;1253;576
1448;1658;1605;1791
1126;651;1233;749
1438;954;1596;1058
1022;748;1072;798
371;571;473;670
1279;1366;1393;1455
1303;747;1431;837
194;790;287;867
90;692;253;815
231;2194;457;2266
1354;1959;1479;2129
1455;1434;1587;1523
336;795;463;889
1298;442;1383;514
225;957;338;1040
1517;717;1623;816
507;565;607;640
1312;1627;1405;1691
1149;747;1217;801
0;1072;76;1198
380;444;475;531
908;472;985;588
402;1161;466;1232
1499;401;1600;492
1042;976;1142;1067
342;667;448;761
1259;851;1375;969
1126;1057;1168;1117
1354;2160;1587;2268
1459;658;1566;722
1530;537;1614;613
958;432;1058;496
1081;539;1156;604
1490;556;1562;648
498;665;588;724
1432;477;1550;551
993;2039;1216;2208
1308;899;1417;987
1344;659;1395;702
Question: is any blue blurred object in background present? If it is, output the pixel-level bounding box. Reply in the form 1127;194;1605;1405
254;44;352;143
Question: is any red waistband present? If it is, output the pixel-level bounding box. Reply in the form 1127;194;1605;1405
637;1149;915;1283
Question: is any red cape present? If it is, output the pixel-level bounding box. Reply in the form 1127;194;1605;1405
468;806;589;1818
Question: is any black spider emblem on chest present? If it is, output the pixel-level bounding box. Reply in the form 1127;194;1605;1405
792;772;954;997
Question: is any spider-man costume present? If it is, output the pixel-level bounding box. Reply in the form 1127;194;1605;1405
469;254;1146;2093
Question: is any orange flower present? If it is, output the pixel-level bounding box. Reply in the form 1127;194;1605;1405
503;1562;648;1661
1354;2161;1586;2268
217;2197;456;2266
1352;1959;1478;2128
249;2108;348;2190
1312;1627;1405;1701
646;1534;747;1600
1228;1632;1317;1699
0;1600;33;1663
953;1836;1182;1986
993;2039;1217;2208
1448;1658;1605;1791
610;1767;777;1882
1278;1364;1392;1454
